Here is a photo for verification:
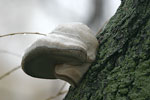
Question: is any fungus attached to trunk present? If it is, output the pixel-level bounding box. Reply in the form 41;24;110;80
21;22;99;87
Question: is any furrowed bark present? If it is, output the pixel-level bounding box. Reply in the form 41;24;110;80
64;0;150;100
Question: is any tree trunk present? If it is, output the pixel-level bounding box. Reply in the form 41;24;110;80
64;0;150;100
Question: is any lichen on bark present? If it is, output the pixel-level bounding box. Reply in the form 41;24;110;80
64;0;150;100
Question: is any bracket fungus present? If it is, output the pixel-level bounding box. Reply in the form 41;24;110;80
21;22;99;87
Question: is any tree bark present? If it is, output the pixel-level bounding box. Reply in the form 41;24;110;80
64;0;150;100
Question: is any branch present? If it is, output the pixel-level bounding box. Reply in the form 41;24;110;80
0;66;21;80
0;32;46;38
46;82;68;100
0;50;21;80
0;32;47;80
0;49;21;58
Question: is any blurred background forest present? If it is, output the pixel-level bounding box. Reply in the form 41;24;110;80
0;0;120;100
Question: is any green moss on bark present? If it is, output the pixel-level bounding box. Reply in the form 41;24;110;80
64;0;150;100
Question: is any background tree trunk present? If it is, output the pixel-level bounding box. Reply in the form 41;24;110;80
64;0;150;100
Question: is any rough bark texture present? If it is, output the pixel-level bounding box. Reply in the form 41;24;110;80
64;0;150;100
